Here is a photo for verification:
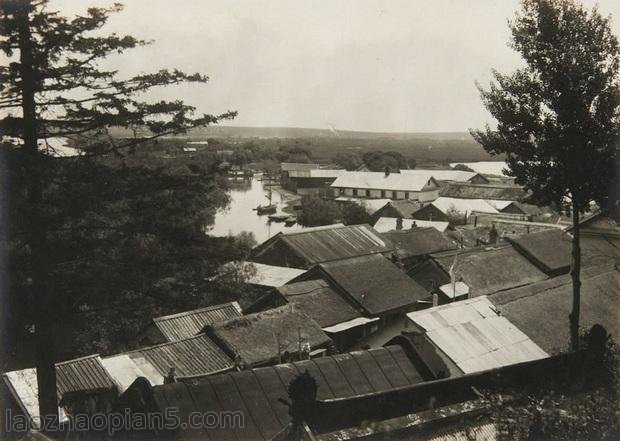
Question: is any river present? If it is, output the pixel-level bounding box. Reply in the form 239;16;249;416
208;177;305;244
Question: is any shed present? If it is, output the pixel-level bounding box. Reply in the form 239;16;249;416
204;306;332;367
250;224;394;269
407;297;549;374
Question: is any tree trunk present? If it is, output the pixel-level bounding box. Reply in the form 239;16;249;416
16;1;59;427
569;199;582;351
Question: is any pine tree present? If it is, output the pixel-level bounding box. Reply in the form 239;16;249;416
1;0;236;424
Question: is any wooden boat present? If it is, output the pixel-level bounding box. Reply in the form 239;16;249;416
268;213;289;222
256;187;277;215
284;216;297;226
256;204;277;215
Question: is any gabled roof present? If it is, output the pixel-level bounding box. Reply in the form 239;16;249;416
507;229;571;275
382;227;457;259
407;297;549;374
316;254;428;315
205;306;331;367
374;199;422;218
125;334;235;378
431;197;500;216
126;346;428;441
491;265;620;355
276;280;361;328
151;302;243;342
431;246;548;297
3;355;116;421
374;217;450;233
331;171;439;192
439;183;526;201
251;224;394;268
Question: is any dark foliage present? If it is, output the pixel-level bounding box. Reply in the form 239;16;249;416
298;195;342;227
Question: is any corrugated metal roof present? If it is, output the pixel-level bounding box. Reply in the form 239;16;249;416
127;334;234;377
2;355;116;421
432;197;500;216
281;224;393;265
331;171;437;192
140;346;426;441
55;355;117;396
407;297;548;374
153;302;242;341
374;217;449;233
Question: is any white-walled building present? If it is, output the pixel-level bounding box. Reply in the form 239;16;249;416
331;171;440;202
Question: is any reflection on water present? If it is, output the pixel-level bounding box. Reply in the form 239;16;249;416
209;178;304;244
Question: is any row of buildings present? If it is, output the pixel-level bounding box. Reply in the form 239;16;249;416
2;211;618;440
280;163;547;230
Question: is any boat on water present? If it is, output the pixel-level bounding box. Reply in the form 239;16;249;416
284;216;297;226
267;213;290;222
255;187;277;215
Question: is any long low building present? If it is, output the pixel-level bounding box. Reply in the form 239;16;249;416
331;171;440;202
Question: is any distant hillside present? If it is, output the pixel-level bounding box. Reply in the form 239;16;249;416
187;125;474;141
109;125;474;141
107;125;499;164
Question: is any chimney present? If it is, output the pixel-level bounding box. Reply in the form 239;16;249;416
384;166;390;177
164;367;176;384
396;217;403;230
432;293;439;307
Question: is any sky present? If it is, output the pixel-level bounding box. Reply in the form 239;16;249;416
49;0;620;133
